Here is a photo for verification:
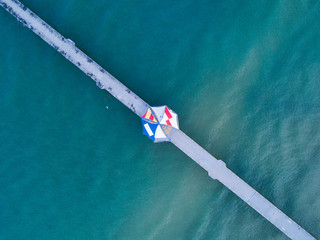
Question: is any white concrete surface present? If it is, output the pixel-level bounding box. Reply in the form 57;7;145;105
0;0;149;117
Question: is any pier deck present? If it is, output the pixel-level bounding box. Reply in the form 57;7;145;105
0;0;315;239
169;129;315;239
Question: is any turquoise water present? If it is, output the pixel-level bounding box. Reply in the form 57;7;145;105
0;0;320;239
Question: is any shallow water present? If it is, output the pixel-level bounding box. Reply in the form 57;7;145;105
0;0;319;239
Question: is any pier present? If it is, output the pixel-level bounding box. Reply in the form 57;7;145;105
0;0;315;239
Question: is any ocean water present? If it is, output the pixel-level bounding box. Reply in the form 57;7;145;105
0;0;319;239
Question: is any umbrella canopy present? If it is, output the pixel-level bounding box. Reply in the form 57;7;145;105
141;106;179;142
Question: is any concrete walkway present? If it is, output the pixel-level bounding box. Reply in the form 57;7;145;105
0;0;315;239
169;129;315;240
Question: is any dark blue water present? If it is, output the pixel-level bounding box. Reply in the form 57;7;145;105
0;0;319;239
